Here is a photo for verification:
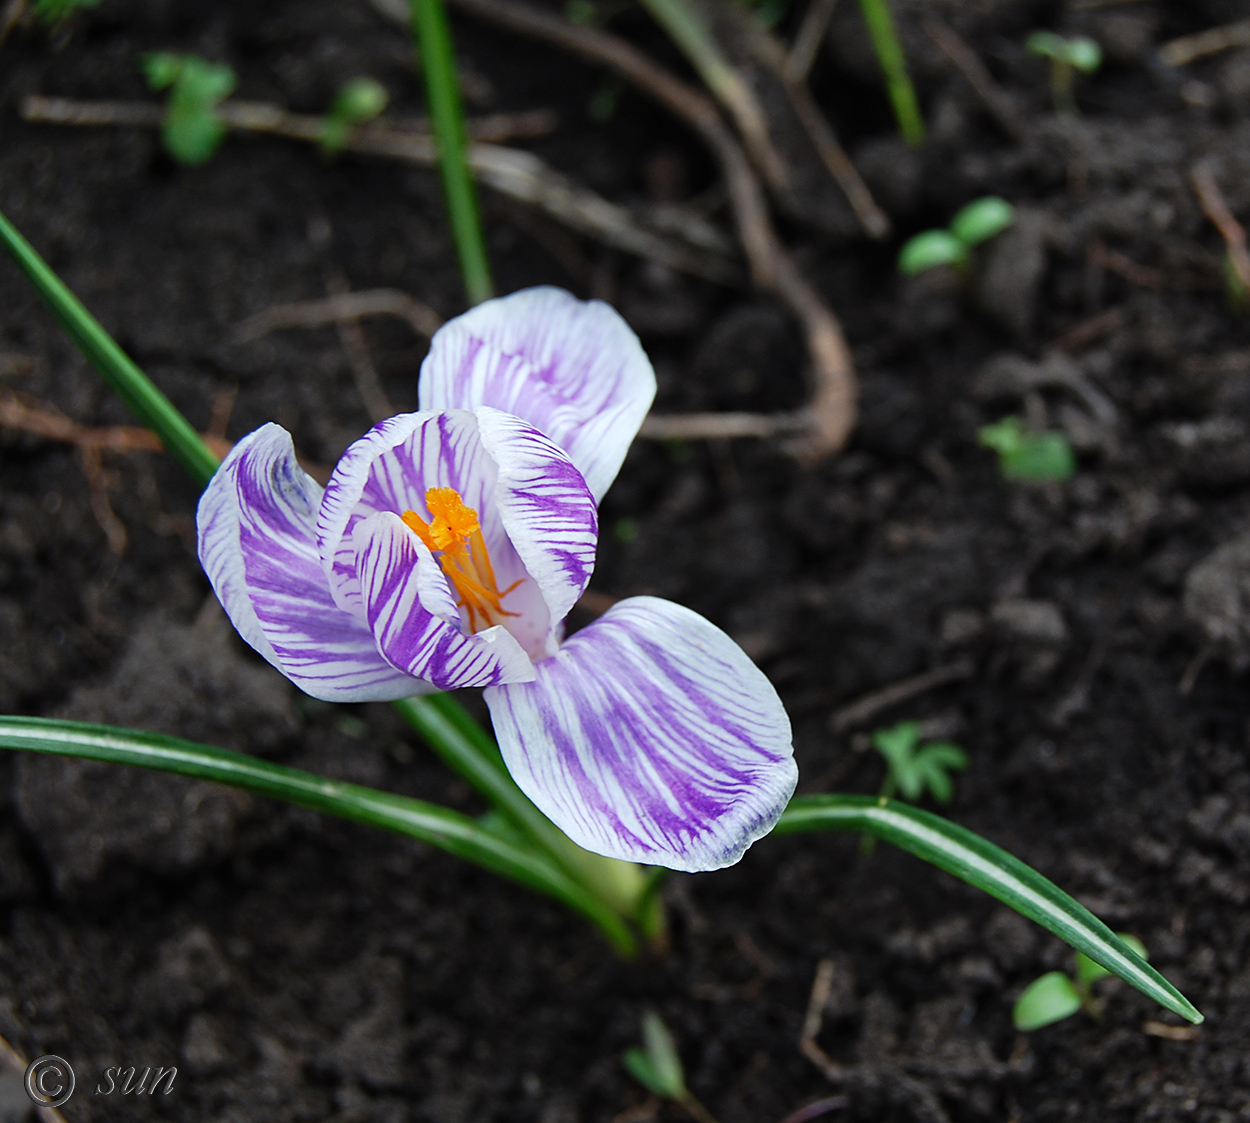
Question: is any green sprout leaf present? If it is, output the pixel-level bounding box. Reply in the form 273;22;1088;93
1077;933;1147;987
1065;36;1103;74
1014;971;1083;1031
143;53;237;166
913;742;968;804
1026;30;1100;71
898;229;966;276
978;416;1075;482
949;196;1015;248
33;0;100;26
872;721;967;805
322;77;389;154
565;0;599;24
334;77;389;125
1025;30;1067;61
623;1011;687;1099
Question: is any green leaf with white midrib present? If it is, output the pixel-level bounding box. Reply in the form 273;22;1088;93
0;715;636;955
773;794;1202;1025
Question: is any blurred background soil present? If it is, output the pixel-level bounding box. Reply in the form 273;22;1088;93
3;0;1250;1119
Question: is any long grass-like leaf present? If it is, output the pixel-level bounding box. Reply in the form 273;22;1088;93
774;794;1202;1024
0;209;220;486
409;0;494;304
0;715;637;954
855;0;925;147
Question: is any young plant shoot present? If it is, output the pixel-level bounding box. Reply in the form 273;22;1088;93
1027;31;1102;116
623;1011;718;1123
872;720;967;805
1014;934;1149;1031
978;415;1076;483
898;196;1015;277
32;0;99;26
321;77;389;155
143;53;238;166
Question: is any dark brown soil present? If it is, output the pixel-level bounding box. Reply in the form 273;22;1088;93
3;1;1250;1120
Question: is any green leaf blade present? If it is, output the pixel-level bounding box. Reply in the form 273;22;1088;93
0;715;638;955
0;210;221;486
773;794;1203;1025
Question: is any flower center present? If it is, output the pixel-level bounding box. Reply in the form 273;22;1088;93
402;487;521;633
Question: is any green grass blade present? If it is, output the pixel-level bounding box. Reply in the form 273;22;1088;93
855;0;925;147
409;0;494;305
0;715;636;954
774;794;1202;1024
0;208;220;487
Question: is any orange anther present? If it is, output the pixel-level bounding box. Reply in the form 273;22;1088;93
400;488;519;633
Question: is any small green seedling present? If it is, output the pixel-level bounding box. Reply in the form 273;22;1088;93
32;0;99;26
1013;935;1148;1031
898;197;1015;277
872;720;968;805
320;78;388;156
978;416;1075;483
623;1011;718;1123
143;53;237;167
1223;253;1250;315
1027;31;1102;115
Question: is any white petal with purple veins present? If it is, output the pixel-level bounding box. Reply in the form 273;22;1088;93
484;596;796;871
317;410;500;619
196;424;424;701
418;287;656;501
354;512;536;690
475;406;598;628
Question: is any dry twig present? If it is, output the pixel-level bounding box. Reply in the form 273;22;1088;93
777;1096;849;1123
785;0;839;83
639;410;809;439
20;95;737;285
0;1030;71;1123
799;959;845;1083
925;16;1025;141
441;0;859;454
829;659;975;733
1159;17;1250;68
0;389;233;554
709;0;889;239
0;0;25;43
323;270;397;423
1191;163;1250;296
232;287;444;343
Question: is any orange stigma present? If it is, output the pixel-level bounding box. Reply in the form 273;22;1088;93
402;488;521;632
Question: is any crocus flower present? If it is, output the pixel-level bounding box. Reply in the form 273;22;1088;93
198;288;796;871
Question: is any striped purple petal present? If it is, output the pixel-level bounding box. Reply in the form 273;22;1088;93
353;512;536;689
475;407;598;629
484;597;797;871
196;424;426;701
418;287;656;502
317;410;500;620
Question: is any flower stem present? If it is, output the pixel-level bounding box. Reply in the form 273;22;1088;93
855;0;925;147
396;695;655;929
1051;58;1076;115
409;0;494;305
